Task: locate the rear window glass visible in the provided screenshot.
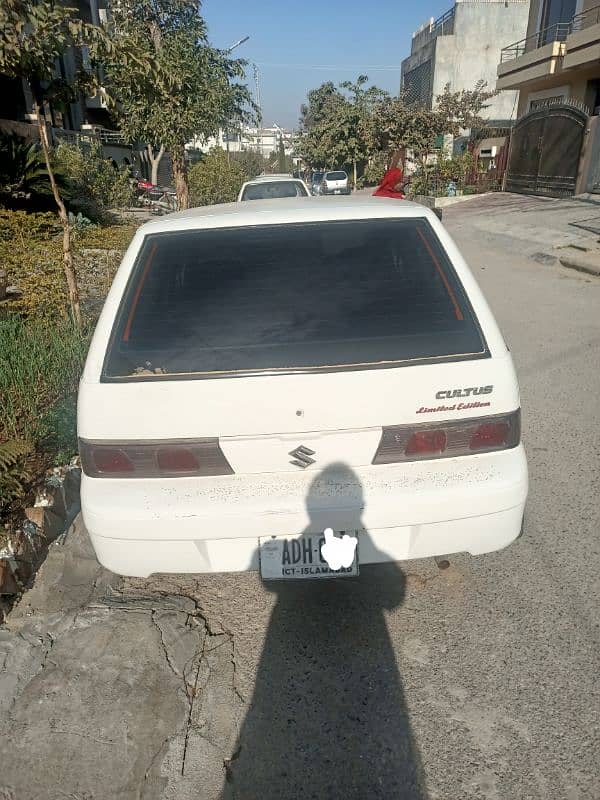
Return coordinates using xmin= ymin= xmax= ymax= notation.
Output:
xmin=326 ymin=172 xmax=347 ymax=181
xmin=103 ymin=219 xmax=487 ymax=380
xmin=241 ymin=181 xmax=307 ymax=200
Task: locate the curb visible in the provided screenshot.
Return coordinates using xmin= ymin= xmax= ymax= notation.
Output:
xmin=558 ymin=251 xmax=600 ymax=277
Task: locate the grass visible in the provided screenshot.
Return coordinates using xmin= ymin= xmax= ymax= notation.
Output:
xmin=0 ymin=314 xmax=89 ymax=441
xmin=0 ymin=314 xmax=91 ymax=512
xmin=0 ymin=209 xmax=138 ymax=517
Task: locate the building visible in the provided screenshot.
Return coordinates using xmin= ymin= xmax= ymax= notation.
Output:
xmin=0 ymin=0 xmax=141 ymax=172
xmin=495 ymin=0 xmax=600 ymax=195
xmin=401 ymin=0 xmax=531 ymax=125
xmin=496 ymin=0 xmax=600 ymax=116
xmin=188 ymin=125 xmax=295 ymax=159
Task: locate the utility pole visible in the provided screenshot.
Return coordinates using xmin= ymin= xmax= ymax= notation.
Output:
xmin=224 ymin=36 xmax=250 ymax=163
xmin=253 ymin=63 xmax=263 ymax=158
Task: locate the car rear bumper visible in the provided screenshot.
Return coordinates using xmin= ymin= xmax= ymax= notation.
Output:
xmin=82 ymin=446 xmax=528 ymax=576
xmin=321 ymin=187 xmax=351 ymax=195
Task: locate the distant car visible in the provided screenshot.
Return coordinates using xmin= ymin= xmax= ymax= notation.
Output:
xmin=237 ymin=177 xmax=310 ymax=201
xmin=320 ymin=170 xmax=350 ymax=195
xmin=310 ymin=172 xmax=325 ymax=195
xmin=79 ymin=196 xmax=527 ymax=578
xmin=252 ymin=173 xmax=293 ymax=182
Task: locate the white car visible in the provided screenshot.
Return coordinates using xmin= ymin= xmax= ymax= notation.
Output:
xmin=78 ymin=197 xmax=528 ymax=579
xmin=238 ymin=176 xmax=310 ymax=201
xmin=320 ymin=170 xmax=350 ymax=195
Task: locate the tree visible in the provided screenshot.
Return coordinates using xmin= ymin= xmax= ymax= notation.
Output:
xmin=188 ymin=147 xmax=247 ymax=206
xmin=277 ymin=137 xmax=286 ymax=173
xmin=295 ymin=76 xmax=387 ymax=187
xmin=0 ymin=0 xmax=146 ymax=325
xmin=337 ymin=76 xmax=386 ymax=189
xmin=103 ymin=0 xmax=254 ymax=210
xmin=53 ymin=141 xmax=135 ymax=222
xmin=295 ymin=82 xmax=345 ymax=169
xmin=368 ymin=82 xmax=496 ymax=192
xmin=370 ymin=82 xmax=496 ymax=156
xmin=435 ymin=80 xmax=496 ymax=137
xmin=230 ymin=149 xmax=267 ymax=180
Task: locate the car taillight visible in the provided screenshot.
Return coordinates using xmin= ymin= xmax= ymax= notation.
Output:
xmin=79 ymin=439 xmax=234 ymax=478
xmin=372 ymin=410 xmax=520 ymax=464
xmin=92 ymin=447 xmax=134 ymax=474
xmin=405 ymin=430 xmax=447 ymax=456
xmin=469 ymin=421 xmax=510 ymax=449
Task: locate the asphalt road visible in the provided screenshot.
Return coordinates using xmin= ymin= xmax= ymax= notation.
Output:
xmin=1 ymin=196 xmax=599 ymax=800
xmin=178 ymin=200 xmax=600 ymax=800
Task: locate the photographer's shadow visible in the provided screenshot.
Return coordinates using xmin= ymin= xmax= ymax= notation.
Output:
xmin=222 ymin=463 xmax=427 ymax=800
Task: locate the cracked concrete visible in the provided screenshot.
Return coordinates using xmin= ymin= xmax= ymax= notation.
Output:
xmin=0 ymin=518 xmax=243 ymax=800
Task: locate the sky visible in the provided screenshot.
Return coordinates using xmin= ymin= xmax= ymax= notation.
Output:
xmin=202 ymin=0 xmax=452 ymax=129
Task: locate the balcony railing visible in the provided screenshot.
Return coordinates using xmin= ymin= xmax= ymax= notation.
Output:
xmin=411 ymin=7 xmax=455 ymax=52
xmin=570 ymin=2 xmax=600 ymax=32
xmin=501 ymin=3 xmax=600 ymax=62
xmin=500 ymin=22 xmax=570 ymax=62
xmin=431 ymin=7 xmax=455 ymax=37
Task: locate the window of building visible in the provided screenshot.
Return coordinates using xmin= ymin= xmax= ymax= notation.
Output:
xmin=539 ymin=0 xmax=577 ymax=44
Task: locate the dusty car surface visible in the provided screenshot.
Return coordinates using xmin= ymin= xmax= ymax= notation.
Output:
xmin=79 ymin=197 xmax=528 ymax=578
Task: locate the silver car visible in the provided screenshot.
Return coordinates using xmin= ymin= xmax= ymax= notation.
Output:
xmin=238 ymin=177 xmax=310 ymax=201
xmin=320 ymin=171 xmax=350 ymax=195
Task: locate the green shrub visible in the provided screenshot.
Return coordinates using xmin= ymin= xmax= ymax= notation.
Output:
xmin=230 ymin=149 xmax=267 ymax=180
xmin=77 ymin=223 xmax=137 ymax=252
xmin=0 ymin=314 xmax=90 ymax=512
xmin=189 ymin=147 xmax=247 ymax=206
xmin=363 ymin=152 xmax=388 ymax=186
xmin=0 ymin=439 xmax=33 ymax=509
xmin=463 ymin=185 xmax=478 ymax=195
xmin=54 ymin=141 xmax=135 ymax=222
xmin=0 ymin=210 xmax=138 ymax=319
xmin=0 ymin=133 xmax=68 ymax=206
xmin=0 ymin=314 xmax=90 ymax=442
xmin=0 ymin=209 xmax=66 ymax=319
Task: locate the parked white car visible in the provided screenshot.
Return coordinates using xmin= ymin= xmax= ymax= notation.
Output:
xmin=320 ymin=170 xmax=350 ymax=195
xmin=238 ymin=176 xmax=310 ymax=201
xmin=79 ymin=197 xmax=527 ymax=578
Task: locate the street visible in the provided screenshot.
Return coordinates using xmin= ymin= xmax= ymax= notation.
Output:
xmin=1 ymin=194 xmax=599 ymax=800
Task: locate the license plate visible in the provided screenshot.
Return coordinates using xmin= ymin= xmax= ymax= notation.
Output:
xmin=334 ymin=189 xmax=341 ymax=194
xmin=259 ymin=533 xmax=359 ymax=580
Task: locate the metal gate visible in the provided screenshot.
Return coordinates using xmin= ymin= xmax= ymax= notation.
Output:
xmin=505 ymin=104 xmax=587 ymax=197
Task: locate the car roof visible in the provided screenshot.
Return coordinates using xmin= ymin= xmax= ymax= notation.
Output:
xmin=250 ymin=174 xmax=294 ymax=182
xmin=138 ymin=196 xmax=439 ymax=236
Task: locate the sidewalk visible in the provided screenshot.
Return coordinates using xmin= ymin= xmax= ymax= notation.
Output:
xmin=440 ymin=192 xmax=600 ymax=271
xmin=0 ymin=517 xmax=242 ymax=800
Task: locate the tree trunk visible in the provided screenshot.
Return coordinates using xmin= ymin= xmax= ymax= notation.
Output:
xmin=171 ymin=147 xmax=190 ymax=211
xmin=32 ymin=90 xmax=81 ymax=327
xmin=353 ymin=160 xmax=357 ymax=191
xmin=148 ymin=144 xmax=164 ymax=186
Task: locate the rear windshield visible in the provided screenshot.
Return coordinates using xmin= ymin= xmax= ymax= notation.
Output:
xmin=103 ymin=219 xmax=487 ymax=380
xmin=312 ymin=173 xmax=324 ymax=182
xmin=325 ymin=172 xmax=347 ymax=181
xmin=241 ymin=181 xmax=307 ymax=200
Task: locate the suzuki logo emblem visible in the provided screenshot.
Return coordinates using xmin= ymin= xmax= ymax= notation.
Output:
xmin=289 ymin=445 xmax=316 ymax=469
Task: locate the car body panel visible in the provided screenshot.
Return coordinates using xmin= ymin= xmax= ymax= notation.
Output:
xmin=79 ymin=197 xmax=527 ymax=576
